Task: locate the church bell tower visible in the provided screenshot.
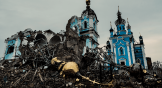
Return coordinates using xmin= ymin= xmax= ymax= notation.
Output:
xmin=80 ymin=0 xmax=100 ymax=54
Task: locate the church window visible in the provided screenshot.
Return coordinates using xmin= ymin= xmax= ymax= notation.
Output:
xmin=120 ymin=47 xmax=124 ymax=55
xmin=119 ymin=26 xmax=121 ymax=30
xmin=73 ymin=26 xmax=77 ymax=32
xmin=135 ymin=50 xmax=139 ymax=53
xmin=136 ymin=58 xmax=141 ymax=63
xmin=123 ymin=26 xmax=125 ymax=30
xmin=75 ymin=26 xmax=77 ymax=31
xmin=7 ymin=46 xmax=14 ymax=54
xmin=84 ymin=21 xmax=87 ymax=28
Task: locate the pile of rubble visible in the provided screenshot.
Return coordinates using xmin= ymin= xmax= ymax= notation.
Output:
xmin=0 ymin=17 xmax=161 ymax=88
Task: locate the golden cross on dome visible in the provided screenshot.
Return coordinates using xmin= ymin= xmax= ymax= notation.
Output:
xmin=86 ymin=0 xmax=90 ymax=6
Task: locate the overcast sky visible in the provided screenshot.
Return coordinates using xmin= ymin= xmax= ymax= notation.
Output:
xmin=0 ymin=0 xmax=161 ymax=63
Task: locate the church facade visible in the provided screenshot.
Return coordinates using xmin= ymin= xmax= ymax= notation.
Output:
xmin=2 ymin=0 xmax=99 ymax=60
xmin=1 ymin=0 xmax=150 ymax=69
xmin=106 ymin=8 xmax=148 ymax=69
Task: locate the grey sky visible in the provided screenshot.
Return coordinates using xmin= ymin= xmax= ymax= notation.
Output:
xmin=0 ymin=0 xmax=161 ymax=63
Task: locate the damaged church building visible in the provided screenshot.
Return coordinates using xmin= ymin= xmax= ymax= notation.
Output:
xmin=0 ymin=0 xmax=161 ymax=88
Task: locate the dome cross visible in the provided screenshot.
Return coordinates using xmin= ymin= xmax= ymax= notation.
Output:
xmin=86 ymin=0 xmax=90 ymax=6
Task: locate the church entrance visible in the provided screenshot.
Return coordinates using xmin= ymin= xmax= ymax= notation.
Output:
xmin=121 ymin=62 xmax=125 ymax=65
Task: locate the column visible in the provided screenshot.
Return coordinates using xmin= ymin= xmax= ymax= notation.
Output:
xmin=82 ymin=46 xmax=86 ymax=55
xmin=12 ymin=38 xmax=18 ymax=59
xmin=3 ymin=41 xmax=8 ymax=60
xmin=89 ymin=39 xmax=91 ymax=48
xmin=89 ymin=17 xmax=93 ymax=30
xmin=78 ymin=18 xmax=81 ymax=29
xmin=92 ymin=44 xmax=94 ymax=49
xmin=141 ymin=45 xmax=148 ymax=69
xmin=114 ymin=44 xmax=117 ymax=64
xmin=96 ymin=23 xmax=98 ymax=32
xmin=131 ymin=42 xmax=135 ymax=64
xmin=110 ymin=39 xmax=113 ymax=52
xmin=127 ymin=42 xmax=131 ymax=66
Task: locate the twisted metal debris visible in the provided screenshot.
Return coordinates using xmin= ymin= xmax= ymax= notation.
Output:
xmin=0 ymin=16 xmax=162 ymax=88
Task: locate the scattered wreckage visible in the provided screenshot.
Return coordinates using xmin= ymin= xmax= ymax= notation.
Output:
xmin=0 ymin=16 xmax=161 ymax=88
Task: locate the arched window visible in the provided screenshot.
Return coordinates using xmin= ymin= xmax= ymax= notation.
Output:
xmin=119 ymin=26 xmax=121 ymax=30
xmin=135 ymin=50 xmax=139 ymax=53
xmin=123 ymin=26 xmax=125 ymax=30
xmin=120 ymin=47 xmax=124 ymax=55
xmin=136 ymin=58 xmax=141 ymax=63
xmin=7 ymin=46 xmax=14 ymax=54
xmin=84 ymin=21 xmax=87 ymax=28
xmin=75 ymin=26 xmax=77 ymax=31
xmin=72 ymin=26 xmax=77 ymax=32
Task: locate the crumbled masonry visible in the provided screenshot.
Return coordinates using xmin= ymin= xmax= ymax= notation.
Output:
xmin=0 ymin=17 xmax=162 ymax=87
xmin=0 ymin=0 xmax=162 ymax=87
